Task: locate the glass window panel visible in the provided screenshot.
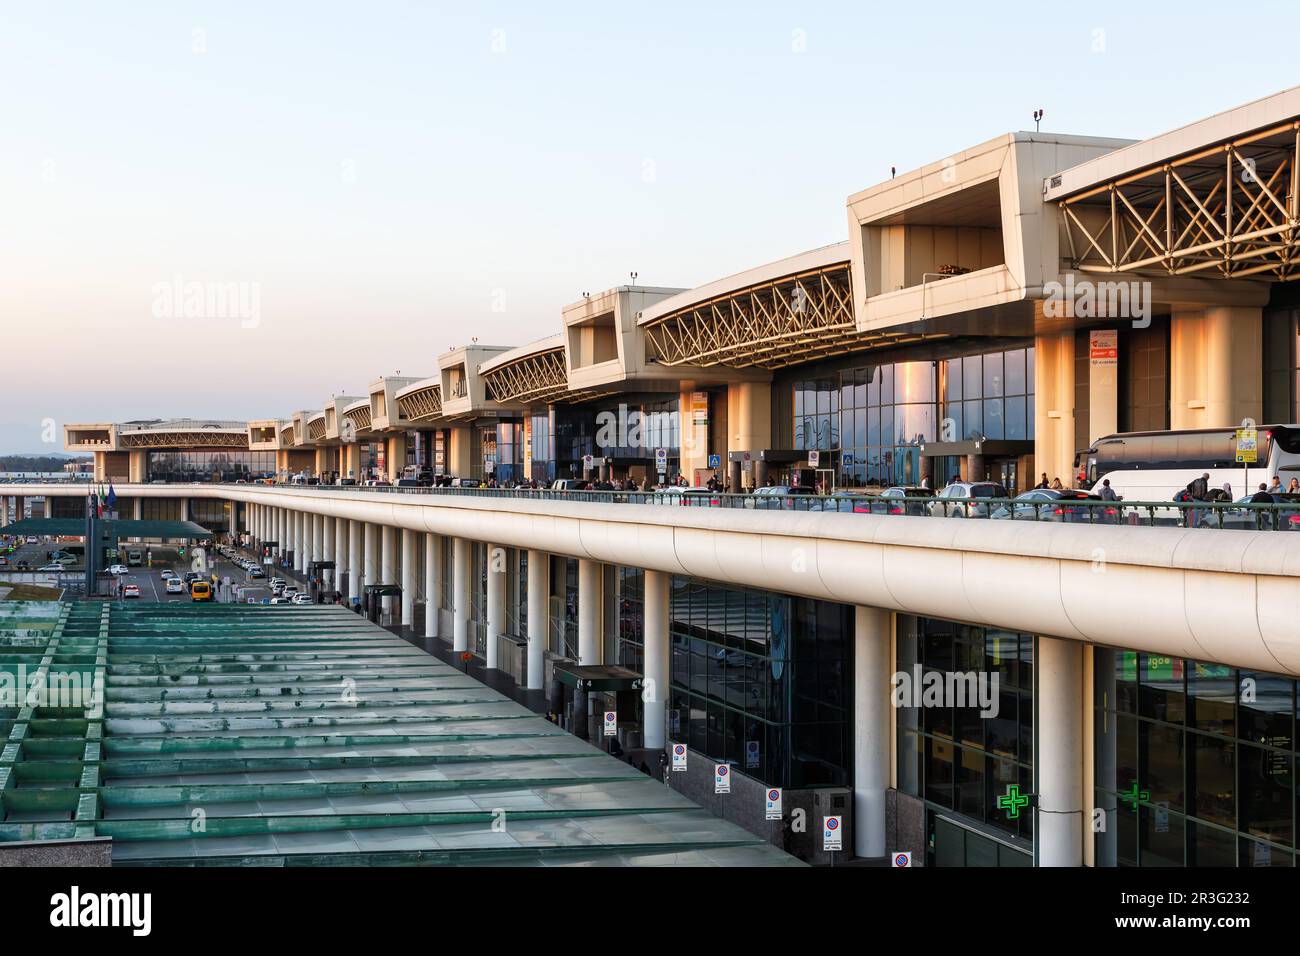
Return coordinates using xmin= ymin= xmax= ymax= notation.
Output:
xmin=1141 ymin=720 xmax=1185 ymax=813
xmin=1186 ymin=820 xmax=1236 ymax=867
xmin=984 ymin=351 xmax=1004 ymax=398
xmin=1188 ymin=662 xmax=1236 ymax=736
xmin=963 ymin=355 xmax=982 ymax=400
xmin=983 ymin=397 xmax=1004 ymax=440
xmin=1139 ymin=803 xmax=1185 ymax=866
xmin=1005 ymin=397 xmax=1027 ymax=441
xmin=1141 ymin=655 xmax=1186 ymax=723
xmin=963 ymin=401 xmax=983 ymax=440
xmin=1187 ymin=731 xmax=1235 ymax=827
xmin=1238 ymin=746 xmax=1292 ymax=847
xmin=1005 ymin=349 xmax=1027 ymax=396
xmin=1239 ymin=672 xmax=1293 ymax=748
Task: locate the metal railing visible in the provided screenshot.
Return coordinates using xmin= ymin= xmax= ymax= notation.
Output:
xmin=5 ymin=478 xmax=1299 ymax=531
xmin=217 ymin=482 xmax=1300 ymax=531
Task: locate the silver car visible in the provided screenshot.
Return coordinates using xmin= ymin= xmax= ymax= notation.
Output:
xmin=928 ymin=481 xmax=1010 ymax=518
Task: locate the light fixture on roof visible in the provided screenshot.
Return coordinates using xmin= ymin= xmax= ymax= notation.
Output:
xmin=891 ymin=166 xmax=895 ymax=178
xmin=1033 ymin=108 xmax=1044 ymax=132
xmin=630 ymin=272 xmax=638 ymax=285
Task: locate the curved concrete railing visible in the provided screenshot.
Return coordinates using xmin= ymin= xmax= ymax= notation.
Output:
xmin=11 ymin=482 xmax=1300 ymax=675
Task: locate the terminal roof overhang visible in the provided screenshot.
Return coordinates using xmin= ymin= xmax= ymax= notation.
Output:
xmin=1045 ymin=84 xmax=1300 ymax=281
xmin=0 ymin=518 xmax=213 ymax=538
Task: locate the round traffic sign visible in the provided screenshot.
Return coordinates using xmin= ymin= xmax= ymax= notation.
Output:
xmin=826 ymin=817 xmax=839 ymax=830
xmin=717 ymin=765 xmax=728 ymax=776
xmin=673 ymin=744 xmax=685 ymax=755
xmin=768 ymin=789 xmax=779 ymax=801
xmin=894 ymin=853 xmax=909 ymax=866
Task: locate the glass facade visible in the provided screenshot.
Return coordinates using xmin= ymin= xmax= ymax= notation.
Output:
xmin=1094 ymin=648 xmax=1297 ymax=867
xmin=492 ymin=421 xmax=524 ymax=483
xmin=1263 ymin=304 xmax=1299 ymax=424
xmin=896 ymin=616 xmax=1035 ymax=860
xmin=188 ymin=499 xmax=230 ymax=532
xmin=617 ymin=569 xmax=852 ymax=789
xmin=147 ymin=450 xmax=276 ymax=483
xmin=792 ymin=346 xmax=1034 ymax=488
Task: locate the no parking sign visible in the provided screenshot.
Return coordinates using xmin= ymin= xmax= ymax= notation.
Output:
xmin=671 ymin=743 xmax=687 ymax=772
xmin=603 ymin=711 xmax=617 ymax=737
xmin=714 ymin=763 xmax=730 ymax=794
xmin=892 ymin=851 xmax=912 ymax=867
xmin=765 ymin=788 xmax=782 ymax=821
xmin=823 ymin=815 xmax=843 ymax=851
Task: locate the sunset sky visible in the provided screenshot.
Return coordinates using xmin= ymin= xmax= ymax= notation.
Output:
xmin=3 ymin=0 xmax=1299 ymax=452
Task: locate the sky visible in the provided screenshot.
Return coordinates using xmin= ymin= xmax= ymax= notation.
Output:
xmin=2 ymin=0 xmax=1299 ymax=453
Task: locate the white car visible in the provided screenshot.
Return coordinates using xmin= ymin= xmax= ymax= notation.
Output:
xmin=37 ymin=563 xmax=66 ymax=572
xmin=290 ymin=593 xmax=312 ymax=605
xmin=165 ymin=578 xmax=185 ymax=594
xmin=108 ymin=564 xmax=129 ymax=575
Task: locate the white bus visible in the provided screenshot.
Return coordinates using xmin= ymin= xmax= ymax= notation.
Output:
xmin=1077 ymin=425 xmax=1300 ymax=502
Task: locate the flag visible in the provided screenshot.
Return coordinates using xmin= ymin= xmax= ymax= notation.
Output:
xmin=106 ymin=483 xmax=116 ymax=512
xmin=97 ymin=484 xmax=106 ymax=519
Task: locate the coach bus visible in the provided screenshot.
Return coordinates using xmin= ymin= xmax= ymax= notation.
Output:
xmin=1076 ymin=424 xmax=1300 ymax=502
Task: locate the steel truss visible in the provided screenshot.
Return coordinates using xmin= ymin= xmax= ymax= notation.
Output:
xmin=1058 ymin=120 xmax=1300 ymax=279
xmin=641 ymin=262 xmax=868 ymax=369
xmin=117 ymin=431 xmax=249 ymax=449
xmin=395 ymin=384 xmax=441 ymax=423
xmin=481 ymin=347 xmax=568 ymax=404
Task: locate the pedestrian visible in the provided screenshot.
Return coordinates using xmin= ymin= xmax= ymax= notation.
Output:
xmin=1268 ymin=475 xmax=1283 ymax=493
xmin=920 ymin=475 xmax=930 ymax=490
xmin=1050 ymin=476 xmax=1063 ymax=490
xmin=1036 ymin=472 xmax=1050 ymax=489
xmin=1186 ymin=471 xmax=1210 ymax=527
xmin=1251 ymin=482 xmax=1275 ymax=529
xmin=1289 ymin=478 xmax=1300 ymax=494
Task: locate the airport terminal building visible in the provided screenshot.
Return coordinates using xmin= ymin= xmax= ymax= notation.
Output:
xmin=10 ymin=87 xmax=1300 ymax=867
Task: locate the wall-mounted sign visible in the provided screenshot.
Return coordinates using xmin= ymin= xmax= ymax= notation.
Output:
xmin=1089 ymin=329 xmax=1118 ymax=367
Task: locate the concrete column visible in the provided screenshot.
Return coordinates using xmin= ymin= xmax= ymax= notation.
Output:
xmin=311 ymin=513 xmax=323 ymax=567
xmin=179 ymin=498 xmax=189 ymax=522
xmin=1037 ymin=635 xmax=1085 ymax=867
xmin=386 ymin=433 xmax=408 ymax=482
xmin=486 ymin=543 xmax=504 ymax=670
xmin=42 ymin=497 xmax=52 ymax=518
xmin=853 ymin=606 xmax=891 ymax=859
xmin=381 ymin=525 xmax=397 ymax=619
xmin=425 ymin=533 xmax=442 ymax=639
xmin=348 ymin=519 xmax=362 ymax=604
xmin=452 ymin=537 xmax=470 ymax=652
xmin=448 ymin=426 xmax=475 ymax=478
xmin=526 ymin=549 xmax=547 ymax=689
xmin=400 ymin=528 xmax=416 ymax=627
xmin=276 ymin=508 xmax=285 ymax=558
xmin=132 ymin=498 xmax=142 ymax=520
xmin=643 ymin=569 xmax=670 ymax=749
xmin=362 ymin=522 xmax=378 ymax=612
xmin=1034 ymin=330 xmax=1075 ymax=489
xmin=334 ymin=515 xmax=347 ymax=595
xmin=577 ymin=559 xmax=601 ymax=665
xmin=320 ymin=515 xmax=334 ymax=589
xmin=1170 ymin=306 xmax=1263 ymax=429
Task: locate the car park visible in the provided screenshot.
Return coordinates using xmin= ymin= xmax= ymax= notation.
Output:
xmin=928 ymin=482 xmax=1010 ymax=518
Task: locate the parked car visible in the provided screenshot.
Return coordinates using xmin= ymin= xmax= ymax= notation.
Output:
xmin=37 ymin=563 xmax=66 ymax=572
xmin=928 ymin=482 xmax=1010 ymax=518
xmin=1220 ymin=492 xmax=1300 ymax=531
xmin=748 ymin=485 xmax=817 ymax=510
xmin=550 ymin=479 xmax=590 ymax=491
xmin=990 ymin=489 xmax=1114 ymax=523
xmin=652 ymin=487 xmax=720 ymax=506
xmin=248 ymin=567 xmax=266 ymax=579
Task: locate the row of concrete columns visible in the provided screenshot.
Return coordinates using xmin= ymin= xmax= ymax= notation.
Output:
xmin=238 ymin=503 xmax=1084 ymax=868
